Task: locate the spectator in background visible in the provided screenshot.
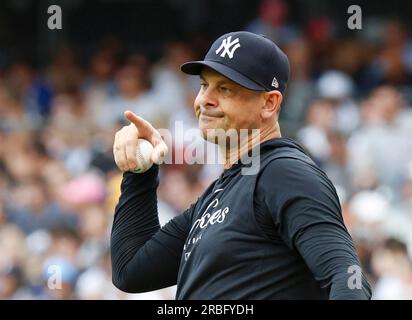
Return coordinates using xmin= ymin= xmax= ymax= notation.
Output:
xmin=372 ymin=238 xmax=412 ymax=300
xmin=5 ymin=63 xmax=53 ymax=125
xmin=96 ymin=56 xmax=161 ymax=129
xmin=316 ymin=70 xmax=360 ymax=135
xmin=297 ymin=99 xmax=336 ymax=165
xmin=45 ymin=47 xmax=84 ymax=95
xmin=6 ymin=177 xmax=78 ymax=235
xmin=40 ymin=256 xmax=79 ymax=300
xmin=347 ymin=86 xmax=412 ymax=194
xmin=151 ymin=39 xmax=199 ymax=133
xmin=280 ymin=37 xmax=316 ymax=136
xmin=399 ymin=171 xmax=412 ymax=215
xmin=157 ymin=165 xmax=206 ymax=214
xmin=0 ymin=83 xmax=34 ymax=132
xmin=0 ymin=265 xmax=26 ymax=299
xmin=323 ymin=131 xmax=351 ymax=200
xmin=82 ymin=49 xmax=118 ymax=120
xmin=245 ymin=0 xmax=298 ymax=46
xmin=361 ymin=21 xmax=412 ymax=91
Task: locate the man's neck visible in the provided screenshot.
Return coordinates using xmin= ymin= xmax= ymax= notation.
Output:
xmin=221 ymin=123 xmax=282 ymax=170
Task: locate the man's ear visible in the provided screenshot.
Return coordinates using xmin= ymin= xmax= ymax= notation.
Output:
xmin=261 ymin=90 xmax=283 ymax=120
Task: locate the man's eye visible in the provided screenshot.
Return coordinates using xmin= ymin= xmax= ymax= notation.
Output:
xmin=200 ymin=83 xmax=208 ymax=89
xmin=220 ymin=86 xmax=231 ymax=93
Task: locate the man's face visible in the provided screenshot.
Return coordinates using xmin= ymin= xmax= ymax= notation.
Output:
xmin=194 ymin=67 xmax=264 ymax=143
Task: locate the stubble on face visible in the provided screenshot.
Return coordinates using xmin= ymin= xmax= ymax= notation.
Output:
xmin=194 ymin=69 xmax=264 ymax=148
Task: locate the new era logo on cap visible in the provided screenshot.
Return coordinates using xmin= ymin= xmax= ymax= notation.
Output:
xmin=215 ymin=36 xmax=241 ymax=59
xmin=271 ymin=77 xmax=279 ymax=88
xmin=181 ymin=31 xmax=290 ymax=94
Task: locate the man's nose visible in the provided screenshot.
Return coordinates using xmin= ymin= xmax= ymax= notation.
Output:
xmin=199 ymin=87 xmax=218 ymax=108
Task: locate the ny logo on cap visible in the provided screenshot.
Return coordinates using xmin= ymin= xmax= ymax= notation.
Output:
xmin=215 ymin=36 xmax=241 ymax=59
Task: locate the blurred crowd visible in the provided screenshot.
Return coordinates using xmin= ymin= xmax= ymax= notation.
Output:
xmin=1 ymin=0 xmax=412 ymax=300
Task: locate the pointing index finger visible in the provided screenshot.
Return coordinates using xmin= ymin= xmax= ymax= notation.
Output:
xmin=124 ymin=110 xmax=155 ymax=139
xmin=124 ymin=110 xmax=168 ymax=163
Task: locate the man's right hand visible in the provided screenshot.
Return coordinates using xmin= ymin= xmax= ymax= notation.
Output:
xmin=113 ymin=110 xmax=168 ymax=172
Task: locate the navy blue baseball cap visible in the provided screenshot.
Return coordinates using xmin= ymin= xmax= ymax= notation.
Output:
xmin=181 ymin=31 xmax=290 ymax=94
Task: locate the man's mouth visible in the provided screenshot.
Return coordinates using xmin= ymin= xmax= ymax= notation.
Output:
xmin=199 ymin=113 xmax=223 ymax=119
xmin=198 ymin=106 xmax=224 ymax=119
xmin=199 ymin=113 xmax=225 ymax=124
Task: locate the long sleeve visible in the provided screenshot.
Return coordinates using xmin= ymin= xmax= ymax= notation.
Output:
xmin=257 ymin=158 xmax=372 ymax=300
xmin=280 ymin=198 xmax=371 ymax=299
xmin=110 ymin=165 xmax=194 ymax=293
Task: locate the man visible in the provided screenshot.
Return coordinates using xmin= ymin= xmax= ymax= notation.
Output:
xmin=111 ymin=31 xmax=371 ymax=299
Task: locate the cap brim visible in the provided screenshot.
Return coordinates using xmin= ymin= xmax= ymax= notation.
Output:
xmin=181 ymin=60 xmax=265 ymax=91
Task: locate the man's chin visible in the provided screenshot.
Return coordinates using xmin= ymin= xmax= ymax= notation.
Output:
xmin=200 ymin=128 xmax=220 ymax=144
xmin=200 ymin=127 xmax=239 ymax=146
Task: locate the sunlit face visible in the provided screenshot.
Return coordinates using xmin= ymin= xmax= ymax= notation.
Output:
xmin=194 ymin=67 xmax=265 ymax=144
